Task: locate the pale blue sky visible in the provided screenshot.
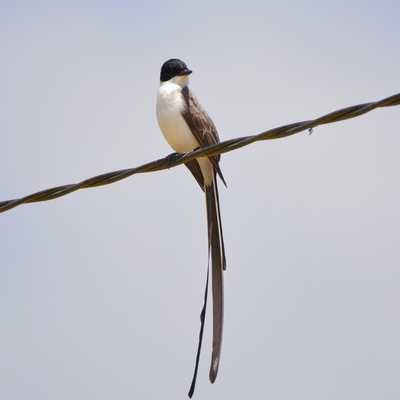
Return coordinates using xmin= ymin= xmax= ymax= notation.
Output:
xmin=1 ymin=1 xmax=400 ymax=399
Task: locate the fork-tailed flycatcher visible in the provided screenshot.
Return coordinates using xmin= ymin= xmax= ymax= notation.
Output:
xmin=156 ymin=59 xmax=226 ymax=397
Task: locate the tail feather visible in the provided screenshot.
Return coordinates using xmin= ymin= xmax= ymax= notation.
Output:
xmin=206 ymin=174 xmax=225 ymax=383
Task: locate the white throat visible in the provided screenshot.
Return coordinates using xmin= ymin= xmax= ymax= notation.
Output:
xmin=160 ymin=74 xmax=190 ymax=88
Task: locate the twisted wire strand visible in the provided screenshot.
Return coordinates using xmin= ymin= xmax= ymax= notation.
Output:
xmin=1 ymin=92 xmax=399 ymax=214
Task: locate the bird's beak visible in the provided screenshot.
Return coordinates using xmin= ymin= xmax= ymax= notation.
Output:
xmin=178 ymin=69 xmax=193 ymax=76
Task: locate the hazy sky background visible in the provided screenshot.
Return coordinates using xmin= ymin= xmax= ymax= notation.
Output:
xmin=1 ymin=1 xmax=400 ymax=399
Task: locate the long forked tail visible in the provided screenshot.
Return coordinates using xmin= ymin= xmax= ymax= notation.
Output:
xmin=188 ymin=173 xmax=226 ymax=398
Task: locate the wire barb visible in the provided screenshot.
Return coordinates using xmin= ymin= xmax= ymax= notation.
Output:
xmin=1 ymin=92 xmax=399 ymax=214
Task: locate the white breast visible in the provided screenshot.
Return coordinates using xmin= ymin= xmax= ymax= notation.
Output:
xmin=156 ymin=82 xmax=200 ymax=153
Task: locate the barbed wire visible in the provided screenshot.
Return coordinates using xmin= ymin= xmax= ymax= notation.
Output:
xmin=1 ymin=92 xmax=399 ymax=214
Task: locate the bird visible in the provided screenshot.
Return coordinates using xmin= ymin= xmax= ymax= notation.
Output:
xmin=156 ymin=59 xmax=226 ymax=397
